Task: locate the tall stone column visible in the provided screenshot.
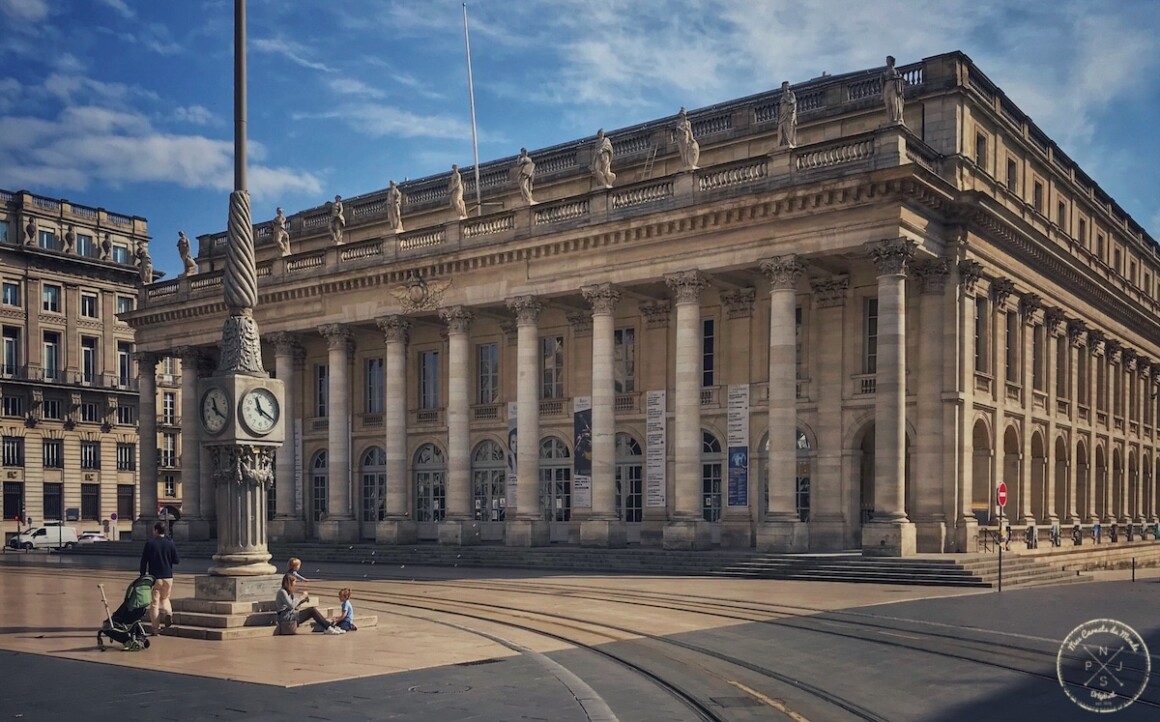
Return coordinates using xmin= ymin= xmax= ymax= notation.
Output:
xmin=1018 ymin=293 xmax=1041 ymax=524
xmin=317 ymin=324 xmax=357 ymax=541
xmin=172 ymin=347 xmax=210 ymax=541
xmin=911 ymin=258 xmax=951 ymax=551
xmin=375 ymin=315 xmax=415 ymax=543
xmin=862 ymin=238 xmax=916 ymax=557
xmin=1065 ymin=321 xmax=1083 ymax=522
xmin=756 ymin=256 xmax=806 ymax=552
xmin=663 ymin=270 xmax=711 ymax=550
xmin=438 ymin=306 xmax=480 ymax=545
xmin=132 ymin=352 xmax=159 ymax=540
xmin=265 ymin=333 xmax=305 ymax=541
xmin=580 ymin=283 xmax=626 ymax=547
xmin=1043 ymin=308 xmax=1065 ymax=522
xmin=956 ymin=259 xmax=983 ymax=551
xmin=1087 ymin=332 xmax=1104 ymax=522
xmin=506 ymin=296 xmax=549 ymax=546
xmin=1106 ymin=343 xmax=1121 ymax=522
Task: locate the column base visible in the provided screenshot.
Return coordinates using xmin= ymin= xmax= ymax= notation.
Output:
xmin=719 ymin=518 xmax=754 ymax=548
xmin=208 ymin=549 xmax=277 ymax=577
xmin=662 ymin=520 xmax=712 ymax=550
xmin=267 ymin=518 xmax=307 ymax=543
xmin=376 ymin=519 xmax=417 ymax=545
xmin=953 ymin=517 xmax=979 ymax=554
xmin=579 ymin=519 xmax=627 ymax=548
xmin=805 ymin=517 xmax=847 ymax=551
xmin=755 ymin=520 xmax=808 ymax=553
xmin=171 ymin=518 xmax=212 ymax=542
xmin=194 ymin=573 xmax=283 ymax=602
xmin=505 ymin=519 xmax=550 ymax=547
xmin=861 ymin=520 xmax=916 ymax=557
xmin=914 ymin=520 xmax=947 ymax=553
xmin=131 ymin=518 xmax=154 ymax=541
xmin=316 ymin=518 xmax=359 ymax=543
xmin=439 ymin=519 xmax=482 ymax=546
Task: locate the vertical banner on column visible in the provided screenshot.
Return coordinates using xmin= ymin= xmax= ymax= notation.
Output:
xmin=293 ymin=419 xmax=303 ymax=515
xmin=572 ymin=396 xmax=593 ymax=508
xmin=727 ymin=384 xmax=750 ymax=507
xmin=506 ymin=402 xmax=518 ymax=512
xmin=646 ymin=390 xmax=667 ymax=508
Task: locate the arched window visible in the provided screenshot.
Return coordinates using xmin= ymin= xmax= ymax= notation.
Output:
xmin=361 ymin=446 xmax=386 ymax=523
xmin=310 ymin=451 xmax=328 ymax=522
xmin=702 ymin=431 xmax=723 ymax=522
xmin=539 ymin=437 xmax=571 ymax=522
xmin=472 ymin=440 xmax=506 ymax=521
xmin=615 ymin=433 xmax=643 ymax=522
xmin=414 ymin=444 xmax=447 ymax=522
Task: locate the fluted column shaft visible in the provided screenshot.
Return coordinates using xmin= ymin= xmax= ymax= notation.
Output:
xmin=584 ymin=285 xmax=619 ymax=519
xmin=319 ymin=325 xmax=353 ymax=519
xmin=137 ymin=353 xmax=159 ymax=525
xmin=760 ymin=257 xmax=803 ymax=521
xmin=271 ymin=335 xmax=299 ymax=518
xmin=379 ymin=317 xmax=409 ymax=519
xmin=510 ymin=296 xmax=543 ymax=519
xmin=179 ymin=350 xmax=203 ymax=518
xmin=441 ymin=307 xmax=473 ymax=520
xmin=666 ymin=272 xmax=706 ymax=519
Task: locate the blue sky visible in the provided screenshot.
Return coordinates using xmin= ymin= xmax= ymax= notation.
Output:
xmin=1 ymin=0 xmax=1159 ymax=278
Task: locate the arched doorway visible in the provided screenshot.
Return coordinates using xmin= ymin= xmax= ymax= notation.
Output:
xmin=857 ymin=424 xmax=912 ymax=528
xmin=413 ymin=443 xmax=446 ymax=539
xmin=1128 ymin=450 xmax=1139 ymax=521
xmin=359 ymin=446 xmax=386 ymax=539
xmin=1094 ymin=446 xmax=1107 ymax=520
xmin=614 ymin=433 xmax=643 ymax=543
xmin=310 ymin=450 xmax=328 ymax=538
xmin=1053 ymin=436 xmax=1069 ymax=523
xmin=539 ymin=436 xmax=571 ymax=543
xmin=1076 ymin=441 xmax=1090 ymax=522
xmin=472 ymin=439 xmax=506 ymax=542
xmin=1112 ymin=448 xmax=1123 ymax=520
xmin=1030 ymin=431 xmax=1047 ymax=522
xmin=1001 ymin=426 xmax=1021 ymax=524
xmin=971 ymin=419 xmax=992 ymax=525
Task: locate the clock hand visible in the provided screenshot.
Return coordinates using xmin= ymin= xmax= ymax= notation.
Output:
xmin=211 ymin=399 xmax=225 ymax=417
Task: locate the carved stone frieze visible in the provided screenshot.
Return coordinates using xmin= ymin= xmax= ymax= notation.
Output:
xmin=390 ymin=272 xmax=451 ymax=313
xmin=376 ymin=315 xmax=411 ymax=345
xmin=990 ymin=278 xmax=1016 ymax=308
xmin=720 ymin=288 xmax=756 ymax=319
xmin=581 ymin=283 xmax=621 ymax=316
xmin=507 ymin=295 xmax=544 ymax=325
xmin=758 ymin=256 xmax=804 ymax=291
xmin=438 ymin=306 xmax=474 ymax=335
xmin=210 ymin=445 xmax=276 ymax=489
xmin=810 ymin=275 xmax=849 ymax=309
xmin=912 ymin=258 xmax=951 ymax=295
xmin=866 ymin=238 xmax=916 ymax=276
xmin=639 ymin=300 xmax=671 ymax=329
xmin=665 ymin=270 xmax=708 ymax=303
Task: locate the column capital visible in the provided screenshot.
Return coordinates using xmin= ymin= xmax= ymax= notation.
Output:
xmin=639 ymin=300 xmax=671 ymax=329
xmin=810 ymin=275 xmax=849 ymax=309
xmin=133 ymin=351 xmax=161 ymax=368
xmin=171 ymin=345 xmax=203 ymax=361
xmin=1123 ymin=348 xmax=1137 ymax=372
xmin=1068 ymin=319 xmax=1087 ymax=348
xmin=581 ymin=283 xmax=621 ymax=315
xmin=376 ymin=314 xmax=411 ymax=344
xmin=507 ymin=295 xmax=544 ymax=325
xmin=263 ymin=331 xmax=302 ymax=356
xmin=1018 ymin=292 xmax=1043 ymax=325
xmin=1139 ymin=358 xmax=1152 ymax=378
xmin=438 ymin=306 xmax=474 ymax=334
xmin=318 ymin=323 xmax=352 ymax=351
xmin=1043 ymin=307 xmax=1067 ymax=336
xmin=1087 ymin=329 xmax=1105 ymax=357
xmin=991 ymin=277 xmax=1016 ymax=308
xmin=566 ymin=311 xmax=593 ymax=336
xmin=956 ymin=259 xmax=984 ymax=293
xmin=664 ymin=270 xmax=708 ymax=304
xmin=758 ymin=255 xmax=804 ymax=291
xmin=865 ymin=238 xmax=916 ymax=276
xmin=911 ymin=257 xmax=951 ymax=295
xmin=1106 ymin=340 xmax=1121 ymax=365
xmin=719 ymin=287 xmax=756 ymax=319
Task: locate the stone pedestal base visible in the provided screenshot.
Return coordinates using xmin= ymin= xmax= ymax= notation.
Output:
xmin=579 ymin=519 xmax=627 ymax=548
xmin=131 ymin=519 xmax=153 ymax=541
xmin=505 ymin=519 xmax=550 ymax=547
xmin=756 ymin=520 xmax=809 ymax=552
xmin=438 ymin=519 xmax=481 ymax=546
xmin=805 ymin=518 xmax=847 ymax=551
xmin=171 ymin=518 xmax=211 ymax=542
xmin=208 ymin=549 xmax=276 ymax=577
xmin=861 ymin=520 xmax=916 ymax=557
xmin=194 ymin=573 xmax=283 ymax=602
xmin=914 ymin=519 xmax=947 ymax=553
xmin=316 ymin=518 xmax=358 ymax=543
xmin=376 ymin=519 xmax=417 ymax=544
xmin=267 ymin=518 xmax=307 ymax=543
xmin=662 ymin=520 xmax=712 ymax=550
xmin=953 ymin=518 xmax=978 ymax=555
xmin=719 ymin=519 xmax=754 ymax=548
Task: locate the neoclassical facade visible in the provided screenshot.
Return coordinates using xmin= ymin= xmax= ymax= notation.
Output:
xmin=127 ymin=52 xmax=1160 ymax=555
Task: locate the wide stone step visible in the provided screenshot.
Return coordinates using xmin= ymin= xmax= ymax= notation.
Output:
xmin=163 ymin=615 xmax=378 ymax=641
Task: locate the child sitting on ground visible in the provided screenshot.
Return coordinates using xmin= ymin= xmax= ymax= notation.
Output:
xmin=333 ymin=588 xmax=357 ymax=632
xmin=287 ymin=557 xmax=312 ymax=584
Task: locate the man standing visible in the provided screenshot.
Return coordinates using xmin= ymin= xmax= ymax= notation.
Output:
xmin=140 ymin=521 xmax=180 ymax=635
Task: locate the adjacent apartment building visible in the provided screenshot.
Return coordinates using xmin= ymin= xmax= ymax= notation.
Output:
xmin=124 ymin=52 xmax=1160 ymax=555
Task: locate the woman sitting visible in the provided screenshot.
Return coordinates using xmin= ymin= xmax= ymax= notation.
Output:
xmin=275 ymin=574 xmax=345 ymax=635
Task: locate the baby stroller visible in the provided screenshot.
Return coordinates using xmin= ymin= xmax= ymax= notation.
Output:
xmin=97 ymin=574 xmax=155 ymax=652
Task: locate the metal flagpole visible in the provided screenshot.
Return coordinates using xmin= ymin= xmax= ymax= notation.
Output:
xmin=463 ymin=2 xmax=483 ymax=217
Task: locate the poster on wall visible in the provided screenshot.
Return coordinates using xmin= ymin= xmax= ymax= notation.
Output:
xmin=572 ymin=396 xmax=593 ymax=508
xmin=727 ymin=384 xmax=750 ymax=507
xmin=506 ymin=402 xmax=518 ymax=511
xmin=645 ymin=390 xmax=667 ymax=508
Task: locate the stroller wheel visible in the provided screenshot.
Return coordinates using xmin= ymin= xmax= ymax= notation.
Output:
xmin=143 ymin=638 xmax=151 ymax=649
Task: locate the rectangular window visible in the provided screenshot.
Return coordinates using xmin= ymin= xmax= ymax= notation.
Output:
xmin=80 ymin=441 xmax=101 ymax=470
xmin=975 ymin=132 xmax=987 ymax=169
xmin=80 ymin=402 xmax=100 ymax=422
xmin=116 ymin=442 xmax=136 ymax=471
xmin=43 ymin=332 xmax=60 ymax=381
xmin=162 ymin=392 xmax=176 ymax=424
xmin=1097 ymin=234 xmax=1105 ymax=259
xmin=1078 ymin=218 xmax=1087 ymax=246
xmin=1057 ymin=201 xmax=1067 ymax=228
xmin=1096 ymin=358 xmax=1107 ymax=411
xmin=117 ymin=485 xmax=134 ymax=522
xmin=38 ymin=229 xmax=56 ymax=251
xmin=81 ymin=483 xmax=100 ymax=520
xmin=116 ymin=295 xmax=134 ymax=315
xmin=2 ymin=481 xmax=23 ymax=520
xmin=164 ymin=476 xmax=177 ymax=498
xmin=3 ymin=436 xmax=25 ymax=467
xmin=476 ymin=343 xmax=499 ymax=404
xmin=1032 ymin=324 xmax=1045 ymax=391
xmin=2 ymin=395 xmax=23 ymax=417
xmin=42 ymin=439 xmax=63 ymax=469
xmin=163 ymin=356 xmax=176 ymax=375
xmin=1114 ymin=249 xmax=1122 ymax=274
xmin=117 ymin=342 xmax=133 ymax=387
xmin=43 ymin=398 xmax=62 ymax=420
xmin=1055 ymin=336 xmax=1068 ymax=399
xmin=161 ymin=433 xmax=177 ymax=467
xmin=365 ymin=358 xmax=384 ymax=414
xmin=0 ymin=222 xmax=8 ymax=244
xmin=315 ymin=364 xmax=328 ymax=417
xmin=1005 ymin=311 xmax=1019 ymax=383
xmin=1077 ymin=352 xmax=1088 ymax=406
xmin=76 ymin=233 xmax=94 ymax=258
xmin=613 ymin=329 xmax=636 ymax=394
xmin=43 ymin=483 xmax=62 ymax=522
xmin=1006 ymin=158 xmax=1018 ymax=192
xmin=42 ymin=284 xmax=61 ymax=313
xmin=702 ymin=319 xmax=716 ymax=387
xmin=1130 ymin=261 xmax=1137 ymax=287
xmin=116 ymin=404 xmax=135 ymax=425
xmin=1 ymin=327 xmax=18 ymax=377
xmin=1033 ymin=181 xmax=1044 ymax=213
xmin=541 ymin=337 xmax=564 ymax=399
xmin=80 ymin=292 xmax=99 ymax=318
xmin=81 ymin=337 xmax=97 ymax=384
xmin=419 ymin=350 xmax=441 ymax=409
xmin=863 ymin=298 xmax=879 ymax=374
xmin=974 ymin=297 xmax=989 ymax=374
xmin=1114 ymin=364 xmax=1124 ymax=417
xmin=1 ymin=282 xmax=19 ymax=307
xmin=112 ymin=245 xmax=131 ymax=264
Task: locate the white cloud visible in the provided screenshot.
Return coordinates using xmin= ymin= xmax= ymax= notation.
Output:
xmin=42 ymin=73 xmax=160 ymax=108
xmin=0 ymin=77 xmax=21 ymax=113
xmin=0 ymin=0 xmax=48 ymax=22
xmin=173 ymin=105 xmax=217 ymax=126
xmin=328 ymin=77 xmax=385 ymax=99
xmin=98 ymin=0 xmax=134 ymax=19
xmin=293 ymin=104 xmax=475 ymax=141
xmin=253 ymin=37 xmax=336 ymax=73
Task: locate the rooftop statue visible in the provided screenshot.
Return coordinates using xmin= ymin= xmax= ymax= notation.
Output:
xmin=591 ymin=129 xmax=616 ymax=189
xmin=883 ymin=55 xmax=905 ymax=125
xmin=387 ymin=181 xmax=405 ymax=232
xmin=135 ymin=240 xmax=153 ymax=284
xmin=178 ymin=231 xmax=198 ymax=275
xmin=449 ymin=165 xmax=468 ymax=219
xmin=273 ymin=207 xmax=291 ymax=256
xmin=675 ymin=107 xmax=699 ymax=170
xmin=329 ymin=195 xmax=345 ymax=245
xmin=777 ymin=81 xmax=797 ymax=149
xmin=516 ymin=148 xmax=536 ymax=205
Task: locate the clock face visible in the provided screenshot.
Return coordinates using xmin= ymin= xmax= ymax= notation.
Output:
xmin=239 ymin=387 xmax=280 ymax=436
xmin=200 ymin=387 xmax=230 ymax=435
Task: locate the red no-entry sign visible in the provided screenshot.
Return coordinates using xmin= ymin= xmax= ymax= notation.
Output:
xmin=996 ymin=482 xmax=1008 ymax=508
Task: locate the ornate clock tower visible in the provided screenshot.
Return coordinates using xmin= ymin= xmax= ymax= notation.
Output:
xmin=196 ymin=0 xmax=284 ymax=579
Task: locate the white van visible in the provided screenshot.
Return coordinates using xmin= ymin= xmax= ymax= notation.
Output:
xmin=7 ymin=523 xmax=79 ymax=550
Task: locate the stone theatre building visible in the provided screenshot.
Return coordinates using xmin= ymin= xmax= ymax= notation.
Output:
xmin=127 ymin=52 xmax=1160 ymax=556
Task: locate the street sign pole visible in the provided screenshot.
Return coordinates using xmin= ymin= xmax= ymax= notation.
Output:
xmin=996 ymin=482 xmax=1008 ymax=593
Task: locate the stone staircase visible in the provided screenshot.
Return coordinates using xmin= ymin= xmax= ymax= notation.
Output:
xmin=1006 ymin=539 xmax=1160 ymax=572
xmin=163 ymin=596 xmax=378 ymax=641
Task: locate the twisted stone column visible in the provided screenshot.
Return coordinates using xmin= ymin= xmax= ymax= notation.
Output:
xmin=580 ymin=283 xmax=626 ymax=547
xmin=506 ymin=296 xmax=549 ymax=546
xmin=439 ymin=306 xmax=479 ymax=545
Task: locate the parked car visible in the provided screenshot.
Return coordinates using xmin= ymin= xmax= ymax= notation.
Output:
xmin=7 ymin=523 xmax=79 ymax=550
xmin=77 ymin=532 xmax=108 ymax=544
